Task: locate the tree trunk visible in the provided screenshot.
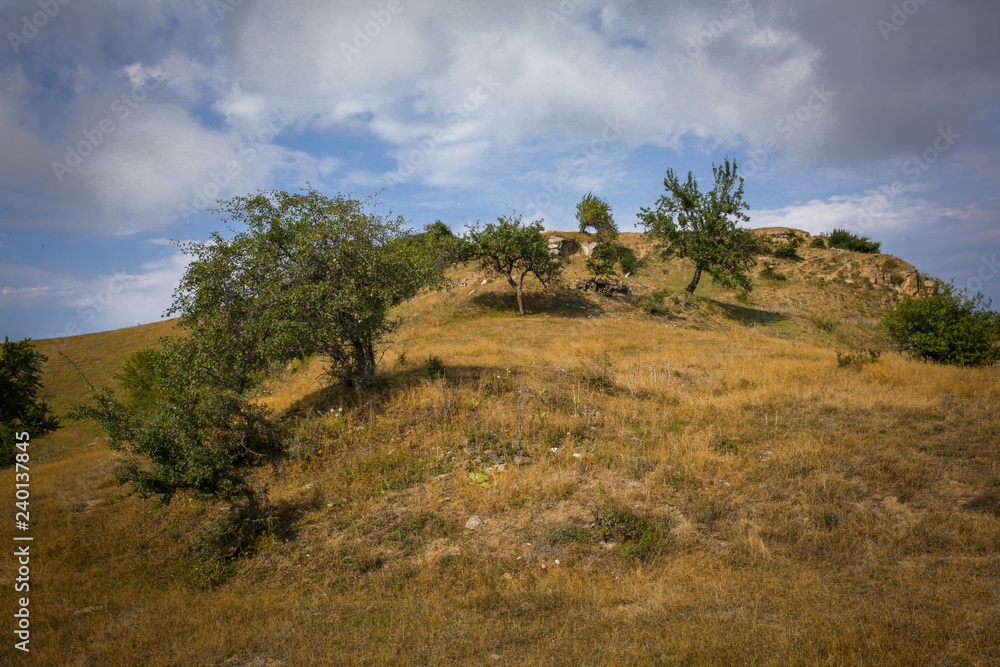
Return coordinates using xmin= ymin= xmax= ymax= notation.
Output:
xmin=516 ymin=285 xmax=525 ymax=315
xmin=686 ymin=263 xmax=703 ymax=294
xmin=350 ymin=339 xmax=377 ymax=386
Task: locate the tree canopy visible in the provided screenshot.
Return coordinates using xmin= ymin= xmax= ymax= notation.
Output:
xmin=576 ymin=192 xmax=618 ymax=241
xmin=466 ymin=215 xmax=564 ymax=315
xmin=1 ymin=337 xmax=60 ymax=467
xmin=638 ymin=158 xmax=756 ymax=294
xmin=167 ymin=187 xmax=443 ymax=387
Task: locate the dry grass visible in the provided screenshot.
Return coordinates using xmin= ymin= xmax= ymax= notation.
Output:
xmin=3 ymin=245 xmax=999 ymax=665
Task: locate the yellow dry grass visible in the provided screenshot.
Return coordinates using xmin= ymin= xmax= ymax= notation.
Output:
xmin=3 ymin=245 xmax=999 ymax=665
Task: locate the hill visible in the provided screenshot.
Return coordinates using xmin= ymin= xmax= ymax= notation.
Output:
xmin=3 ymin=234 xmax=999 ymax=665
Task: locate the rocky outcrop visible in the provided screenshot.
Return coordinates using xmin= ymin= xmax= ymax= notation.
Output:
xmin=575 ymin=277 xmax=630 ymax=295
xmin=547 ymin=236 xmax=579 ymax=257
xmin=580 ymin=241 xmax=599 ymax=258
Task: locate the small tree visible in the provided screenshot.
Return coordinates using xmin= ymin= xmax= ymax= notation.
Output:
xmin=638 ymin=158 xmax=756 ymax=294
xmin=168 ymin=187 xmax=442 ymax=387
xmin=466 ymin=214 xmax=564 ymax=315
xmin=1 ymin=337 xmax=60 ymax=467
xmin=884 ymin=281 xmax=1000 ymax=365
xmin=576 ymin=192 xmax=618 ymax=241
xmin=827 ymin=229 xmax=881 ymax=254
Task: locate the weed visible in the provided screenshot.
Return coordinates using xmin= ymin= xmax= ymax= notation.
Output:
xmin=545 ymin=522 xmax=594 ymax=545
xmin=597 ymin=502 xmax=670 ymax=560
xmin=760 ymin=266 xmax=787 ymax=281
xmin=712 ymin=435 xmax=740 ymax=455
xmin=425 ymin=356 xmax=445 ymax=377
xmin=836 ymin=348 xmax=881 ymax=369
xmin=577 ymin=353 xmax=616 ymax=392
xmin=810 ymin=315 xmax=837 ymax=332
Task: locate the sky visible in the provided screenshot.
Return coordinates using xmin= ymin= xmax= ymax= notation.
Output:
xmin=1 ymin=0 xmax=998 ymax=341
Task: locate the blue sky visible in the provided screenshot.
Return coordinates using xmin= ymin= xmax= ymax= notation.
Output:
xmin=1 ymin=0 xmax=998 ymax=341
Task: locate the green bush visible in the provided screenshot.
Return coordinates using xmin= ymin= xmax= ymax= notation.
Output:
xmin=760 ymin=266 xmax=787 ymax=281
xmin=884 ymin=282 xmax=1000 ymax=366
xmin=773 ymin=237 xmax=800 ymax=259
xmin=827 ymin=229 xmax=881 ymax=253
xmin=424 ymin=356 xmax=445 ymax=378
xmin=810 ymin=237 xmax=827 ymax=249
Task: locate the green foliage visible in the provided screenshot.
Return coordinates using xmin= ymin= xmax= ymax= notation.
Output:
xmin=773 ymin=237 xmax=801 ymax=259
xmin=810 ymin=237 xmax=827 ymax=249
xmin=817 ymin=278 xmax=827 ymax=287
xmin=827 ymin=228 xmax=881 ymax=253
xmin=884 ymin=282 xmax=1000 ymax=366
xmin=167 ymin=187 xmax=443 ymax=387
xmin=585 ymin=243 xmax=619 ymax=277
xmin=759 ymin=266 xmax=787 ymax=281
xmin=638 ymin=157 xmax=757 ymax=294
xmin=836 ymin=348 xmax=881 ymax=369
xmin=189 ymin=499 xmax=280 ymax=586
xmin=466 ymin=214 xmax=564 ymax=315
xmin=419 ymin=220 xmax=473 ymax=266
xmin=711 ymin=435 xmax=740 ymax=455
xmin=116 ymin=347 xmax=165 ymax=412
xmin=0 ymin=337 xmax=60 ymax=467
xmin=576 ymin=192 xmax=617 ymax=241
xmin=424 ymin=356 xmax=445 ymax=378
xmin=597 ymin=503 xmax=669 ymax=560
xmin=586 ymin=242 xmax=642 ymax=277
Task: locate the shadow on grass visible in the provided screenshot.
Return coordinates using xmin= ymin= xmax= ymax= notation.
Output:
xmin=471 ymin=286 xmax=602 ymax=318
xmin=708 ymin=299 xmax=786 ymax=327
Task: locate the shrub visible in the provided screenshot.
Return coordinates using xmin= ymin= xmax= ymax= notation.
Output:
xmin=760 ymin=266 xmax=787 ymax=281
xmin=773 ymin=237 xmax=801 ymax=259
xmin=817 ymin=278 xmax=827 ymax=287
xmin=883 ymin=282 xmax=1000 ymax=366
xmin=827 ymin=229 xmax=881 ymax=253
xmin=810 ymin=315 xmax=837 ymax=332
xmin=425 ymin=356 xmax=445 ymax=378
xmin=597 ymin=503 xmax=670 ymax=560
xmin=837 ymin=348 xmax=881 ymax=369
xmin=810 ymin=237 xmax=827 ymax=249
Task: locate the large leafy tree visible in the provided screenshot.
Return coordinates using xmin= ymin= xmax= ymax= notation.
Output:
xmin=466 ymin=214 xmax=564 ymax=315
xmin=638 ymin=158 xmax=757 ymax=294
xmin=1 ymin=337 xmax=60 ymax=467
xmin=168 ymin=187 xmax=442 ymax=387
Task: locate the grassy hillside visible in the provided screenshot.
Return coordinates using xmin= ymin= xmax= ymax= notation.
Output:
xmin=3 ymin=236 xmax=999 ymax=665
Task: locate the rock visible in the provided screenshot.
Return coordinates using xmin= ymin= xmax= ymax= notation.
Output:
xmin=574 ymin=277 xmax=630 ymax=295
xmin=547 ymin=236 xmax=579 ymax=257
xmin=901 ymin=272 xmax=920 ymax=296
xmin=580 ymin=241 xmax=599 ymax=257
xmin=465 ymin=515 xmax=483 ymax=530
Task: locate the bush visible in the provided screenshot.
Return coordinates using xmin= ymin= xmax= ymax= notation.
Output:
xmin=424 ymin=356 xmax=445 ymax=378
xmin=810 ymin=237 xmax=827 ymax=249
xmin=836 ymin=349 xmax=881 ymax=369
xmin=760 ymin=266 xmax=787 ymax=281
xmin=884 ymin=282 xmax=1000 ymax=365
xmin=773 ymin=237 xmax=801 ymax=259
xmin=827 ymin=229 xmax=881 ymax=253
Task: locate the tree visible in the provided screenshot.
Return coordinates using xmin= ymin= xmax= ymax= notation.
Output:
xmin=466 ymin=214 xmax=564 ymax=315
xmin=1 ymin=337 xmax=60 ymax=467
xmin=576 ymin=192 xmax=618 ymax=241
xmin=884 ymin=281 xmax=1000 ymax=366
xmin=167 ymin=187 xmax=443 ymax=387
xmin=638 ymin=158 xmax=757 ymax=294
